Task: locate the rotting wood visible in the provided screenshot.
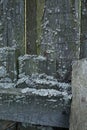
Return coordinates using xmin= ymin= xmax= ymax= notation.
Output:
xmin=40 ymin=0 xmax=81 ymax=82
xmin=0 ymin=120 xmax=16 ymax=130
xmin=0 ymin=47 xmax=17 ymax=84
xmin=0 ymin=0 xmax=82 ymax=129
xmin=80 ymin=0 xmax=87 ymax=58
xmin=0 ymin=0 xmax=25 ymax=55
xmin=26 ymin=0 xmax=37 ymax=54
xmin=0 ymin=87 xmax=71 ymax=128
xmin=70 ymin=59 xmax=87 ymax=130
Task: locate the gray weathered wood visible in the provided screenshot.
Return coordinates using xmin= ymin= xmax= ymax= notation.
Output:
xmin=26 ymin=0 xmax=37 ymax=54
xmin=18 ymin=54 xmax=56 ymax=78
xmin=0 ymin=0 xmax=25 ymax=55
xmin=18 ymin=124 xmax=54 ymax=130
xmin=18 ymin=55 xmax=46 ymax=78
xmin=80 ymin=0 xmax=87 ymax=58
xmin=70 ymin=59 xmax=87 ymax=130
xmin=0 ymin=47 xmax=17 ymax=84
xmin=0 ymin=88 xmax=71 ymax=128
xmin=41 ymin=0 xmax=80 ymax=82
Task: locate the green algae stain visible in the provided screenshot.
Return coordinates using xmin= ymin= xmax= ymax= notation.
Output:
xmin=36 ymin=0 xmax=45 ymax=55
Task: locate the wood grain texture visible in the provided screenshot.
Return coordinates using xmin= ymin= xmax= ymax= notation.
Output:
xmin=40 ymin=0 xmax=80 ymax=82
xmin=80 ymin=0 xmax=87 ymax=58
xmin=70 ymin=59 xmax=87 ymax=130
xmin=0 ymin=0 xmax=25 ymax=55
xmin=0 ymin=88 xmax=70 ymax=128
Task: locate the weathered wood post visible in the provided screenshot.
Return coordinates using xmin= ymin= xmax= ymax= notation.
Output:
xmin=80 ymin=0 xmax=87 ymax=58
xmin=0 ymin=0 xmax=25 ymax=85
xmin=70 ymin=59 xmax=87 ymax=130
xmin=0 ymin=0 xmax=25 ymax=55
xmin=40 ymin=0 xmax=81 ymax=81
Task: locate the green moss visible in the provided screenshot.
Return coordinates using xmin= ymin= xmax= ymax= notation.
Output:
xmin=36 ymin=0 xmax=45 ymax=55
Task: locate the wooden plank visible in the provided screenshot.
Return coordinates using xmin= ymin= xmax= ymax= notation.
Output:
xmin=40 ymin=0 xmax=80 ymax=82
xmin=0 ymin=47 xmax=17 ymax=84
xmin=0 ymin=0 xmax=25 ymax=55
xmin=0 ymin=0 xmax=7 ymax=47
xmin=26 ymin=0 xmax=37 ymax=54
xmin=80 ymin=0 xmax=87 ymax=58
xmin=36 ymin=0 xmax=45 ymax=55
xmin=18 ymin=124 xmax=54 ymax=130
xmin=0 ymin=88 xmax=71 ymax=128
xmin=18 ymin=54 xmax=57 ymax=78
xmin=70 ymin=59 xmax=87 ymax=130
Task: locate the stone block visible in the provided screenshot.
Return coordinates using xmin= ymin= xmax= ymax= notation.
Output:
xmin=70 ymin=59 xmax=87 ymax=130
xmin=0 ymin=47 xmax=17 ymax=84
